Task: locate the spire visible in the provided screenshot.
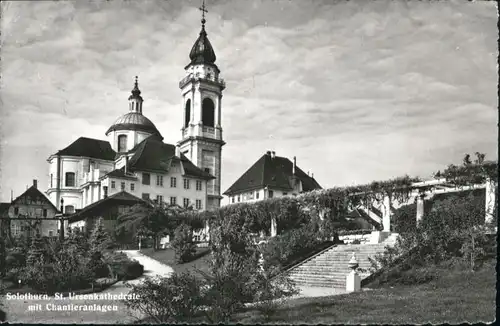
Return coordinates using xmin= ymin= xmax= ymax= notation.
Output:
xmin=128 ymin=76 xmax=143 ymax=101
xmin=188 ymin=0 xmax=216 ymax=66
xmin=200 ymin=0 xmax=207 ymax=28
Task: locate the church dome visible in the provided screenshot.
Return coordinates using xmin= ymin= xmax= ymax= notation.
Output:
xmin=105 ymin=112 xmax=162 ymax=137
xmin=189 ymin=26 xmax=217 ymax=65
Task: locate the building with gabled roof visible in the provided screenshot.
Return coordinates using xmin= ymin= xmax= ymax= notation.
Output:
xmin=224 ymin=150 xmax=322 ymax=204
xmin=5 ymin=180 xmax=60 ymax=238
xmin=45 ymin=7 xmax=225 ymax=215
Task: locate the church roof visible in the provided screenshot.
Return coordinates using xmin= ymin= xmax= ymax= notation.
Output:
xmin=187 ymin=25 xmax=218 ymax=68
xmin=68 ymin=191 xmax=146 ymax=223
xmin=104 ymin=167 xmax=138 ymax=180
xmin=105 ymin=112 xmax=162 ymax=138
xmin=223 ymin=152 xmax=322 ymax=195
xmin=122 ymin=136 xmax=214 ymax=179
xmin=52 ymin=137 xmax=116 ymax=161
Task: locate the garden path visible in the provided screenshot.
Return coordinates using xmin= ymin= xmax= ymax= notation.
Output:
xmin=1 ymin=250 xmax=174 ymax=324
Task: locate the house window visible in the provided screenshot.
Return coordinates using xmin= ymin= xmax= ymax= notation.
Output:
xmin=204 ymin=168 xmax=210 ymax=174
xmin=49 ymin=230 xmax=54 ymax=237
xmin=43 ymin=209 xmax=48 ymax=217
xmin=268 ymin=190 xmax=274 ymax=198
xmin=256 ymin=191 xmax=260 ymax=199
xmin=237 ymin=195 xmax=240 ymax=202
xmin=11 ymin=224 xmax=20 ymax=236
xmin=156 ymin=195 xmax=163 ymax=204
xmin=196 ymin=199 xmax=202 ymax=210
xmin=142 ymin=173 xmax=151 ymax=185
xmin=14 ymin=207 xmax=19 ymax=215
xmin=118 ymin=134 xmax=127 ymax=152
xmin=283 ymin=192 xmax=288 ymax=196
xmin=183 ymin=198 xmax=190 ymax=208
xmin=183 ymin=179 xmax=190 ymax=189
xmin=170 ymin=177 xmax=177 ymax=188
xmin=121 ymin=182 xmax=126 ymax=190
xmin=65 ymin=205 xmax=75 ymax=214
xmin=65 ymin=172 xmax=75 ymax=187
xmin=35 ymin=208 xmax=42 ymax=216
xmin=156 ymin=175 xmax=164 ymax=186
xmin=196 ymin=180 xmax=202 ymax=191
xmin=170 ymin=197 xmax=177 ymax=206
xmin=231 ymin=197 xmax=235 ymax=203
xmin=142 ymin=193 xmax=150 ymax=201
xmin=111 ymin=181 xmax=116 ymax=189
xmin=131 ymin=183 xmax=135 ymax=191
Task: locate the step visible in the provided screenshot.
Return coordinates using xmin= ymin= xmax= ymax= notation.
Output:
xmin=290 ymin=279 xmax=346 ymax=288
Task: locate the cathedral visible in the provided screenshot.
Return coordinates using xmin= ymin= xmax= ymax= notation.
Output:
xmin=45 ymin=7 xmax=225 ymax=215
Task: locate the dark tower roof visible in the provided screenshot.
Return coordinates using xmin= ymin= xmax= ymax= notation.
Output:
xmin=187 ymin=0 xmax=217 ymax=67
xmin=128 ymin=76 xmax=143 ymax=101
xmin=189 ymin=26 xmax=217 ymax=65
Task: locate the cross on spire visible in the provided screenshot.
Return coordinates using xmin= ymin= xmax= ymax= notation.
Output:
xmin=199 ymin=0 xmax=207 ymax=26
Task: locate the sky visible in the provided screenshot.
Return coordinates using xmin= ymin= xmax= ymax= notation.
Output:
xmin=0 ymin=0 xmax=497 ymax=204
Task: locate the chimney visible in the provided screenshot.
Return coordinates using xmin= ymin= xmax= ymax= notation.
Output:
xmin=271 ymin=151 xmax=276 ymax=159
xmin=266 ymin=150 xmax=271 ymax=156
xmin=175 ymin=146 xmax=180 ymax=157
xmin=311 ymin=173 xmax=314 ymax=179
xmin=33 ymin=179 xmax=38 ymax=189
xmin=307 ymin=171 xmax=310 ymax=176
xmin=293 ymin=157 xmax=296 ymax=175
xmin=103 ymin=186 xmax=108 ymax=199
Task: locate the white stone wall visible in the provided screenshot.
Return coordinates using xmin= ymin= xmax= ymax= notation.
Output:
xmin=225 ymin=187 xmax=298 ymax=205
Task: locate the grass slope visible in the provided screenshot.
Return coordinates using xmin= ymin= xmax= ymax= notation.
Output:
xmin=234 ymin=259 xmax=497 ymax=324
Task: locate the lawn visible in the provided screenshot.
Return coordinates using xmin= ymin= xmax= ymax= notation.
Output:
xmin=140 ymin=247 xmax=211 ymax=278
xmin=232 ymin=258 xmax=497 ymax=324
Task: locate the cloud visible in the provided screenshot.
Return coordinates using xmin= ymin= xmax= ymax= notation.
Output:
xmin=0 ymin=0 xmax=497 ymax=204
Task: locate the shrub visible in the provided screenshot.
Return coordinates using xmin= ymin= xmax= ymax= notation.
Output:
xmin=172 ymin=224 xmax=196 ymax=263
xmin=122 ymin=261 xmax=144 ymax=280
xmin=124 ymin=273 xmax=204 ymax=323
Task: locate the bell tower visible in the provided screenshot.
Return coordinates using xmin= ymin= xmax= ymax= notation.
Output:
xmin=178 ymin=0 xmax=225 ymax=210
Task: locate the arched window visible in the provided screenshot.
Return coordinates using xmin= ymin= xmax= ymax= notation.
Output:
xmin=118 ymin=135 xmax=127 ymax=152
xmin=65 ymin=205 xmax=75 ymax=214
xmin=202 ymin=98 xmax=215 ymax=127
xmin=184 ymin=99 xmax=191 ymax=128
xmin=65 ymin=172 xmax=75 ymax=187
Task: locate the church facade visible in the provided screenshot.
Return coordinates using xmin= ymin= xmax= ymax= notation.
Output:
xmin=45 ymin=12 xmax=225 ymax=214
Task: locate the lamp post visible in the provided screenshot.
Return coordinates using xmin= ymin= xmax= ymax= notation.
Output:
xmin=346 ymin=252 xmax=361 ymax=292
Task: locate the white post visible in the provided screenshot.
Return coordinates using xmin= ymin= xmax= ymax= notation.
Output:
xmin=346 ymin=253 xmax=361 ymax=292
xmin=204 ymin=219 xmax=210 ymax=242
xmin=382 ymin=194 xmax=391 ymax=232
xmin=416 ymin=194 xmax=425 ymax=225
xmin=270 ymin=217 xmax=277 ymax=237
xmin=485 ymin=178 xmax=496 ymax=225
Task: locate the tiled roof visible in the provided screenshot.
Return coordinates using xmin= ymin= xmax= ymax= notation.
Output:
xmin=54 ymin=137 xmax=116 ymax=161
xmin=104 ymin=167 xmax=138 ymax=180
xmin=69 ymin=191 xmax=146 ymax=223
xmin=11 ymin=186 xmax=59 ymax=212
xmin=224 ymin=152 xmax=322 ymax=195
xmin=125 ymin=136 xmax=213 ymax=179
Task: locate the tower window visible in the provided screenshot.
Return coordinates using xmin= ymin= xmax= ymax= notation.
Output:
xmin=65 ymin=205 xmax=75 ymax=214
xmin=184 ymin=99 xmax=191 ymax=128
xmin=118 ymin=135 xmax=127 ymax=152
xmin=65 ymin=172 xmax=76 ymax=187
xmin=202 ymin=98 xmax=215 ymax=127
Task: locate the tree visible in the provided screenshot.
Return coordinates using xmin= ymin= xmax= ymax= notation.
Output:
xmin=115 ymin=203 xmax=181 ymax=251
xmin=172 ymin=224 xmax=196 ymax=263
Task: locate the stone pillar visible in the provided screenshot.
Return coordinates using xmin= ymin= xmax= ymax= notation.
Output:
xmin=382 ymin=194 xmax=391 ymax=232
xmin=416 ymin=194 xmax=425 ymax=225
xmin=346 ymin=253 xmax=361 ymax=292
xmin=485 ymin=178 xmax=496 ymax=224
xmin=204 ymin=219 xmax=210 ymax=242
xmin=270 ymin=217 xmax=277 ymax=237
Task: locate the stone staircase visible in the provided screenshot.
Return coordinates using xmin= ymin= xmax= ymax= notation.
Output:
xmin=286 ymin=233 xmax=399 ymax=288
